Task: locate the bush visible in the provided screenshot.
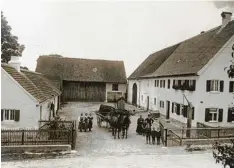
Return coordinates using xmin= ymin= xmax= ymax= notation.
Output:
xmin=213 ymin=139 xmax=234 ymax=168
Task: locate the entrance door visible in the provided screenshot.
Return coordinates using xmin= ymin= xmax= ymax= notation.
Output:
xmin=147 ymin=96 xmax=149 ymax=111
xmin=132 ymin=83 xmax=137 ymax=105
xmin=166 ymin=101 xmax=170 ymax=119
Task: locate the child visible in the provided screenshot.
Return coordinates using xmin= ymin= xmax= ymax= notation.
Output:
xmin=156 ymin=127 xmax=161 ymax=145
xmin=151 ymin=127 xmax=157 ymax=145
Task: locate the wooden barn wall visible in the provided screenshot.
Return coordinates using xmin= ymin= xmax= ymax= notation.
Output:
xmin=63 ymin=81 xmax=106 ymax=102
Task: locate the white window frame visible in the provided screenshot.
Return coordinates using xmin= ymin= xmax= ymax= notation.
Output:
xmin=189 ymin=80 xmax=193 ymax=87
xmin=210 ymin=80 xmax=220 ymax=92
xmin=173 ymin=103 xmax=177 ymax=113
xmin=208 ymin=108 xmax=218 ymax=122
xmin=160 ymin=101 xmax=164 ymax=108
xmin=2 ymin=109 xmax=16 ymax=121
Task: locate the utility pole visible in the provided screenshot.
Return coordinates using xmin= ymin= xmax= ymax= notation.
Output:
xmin=183 ymin=94 xmax=193 ymax=138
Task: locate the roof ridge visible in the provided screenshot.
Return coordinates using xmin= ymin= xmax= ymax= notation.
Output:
xmin=38 ymin=56 xmax=124 ymax=62
xmin=20 ymin=68 xmax=42 ymax=75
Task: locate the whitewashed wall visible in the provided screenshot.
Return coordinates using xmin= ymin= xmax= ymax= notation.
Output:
xmin=106 ymin=83 xmax=126 ymax=101
xmin=1 ymin=69 xmax=40 ymax=129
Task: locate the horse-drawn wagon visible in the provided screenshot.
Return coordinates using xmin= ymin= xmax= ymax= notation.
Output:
xmin=96 ymin=104 xmax=114 ymax=128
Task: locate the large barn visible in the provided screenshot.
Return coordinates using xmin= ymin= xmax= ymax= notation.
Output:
xmin=36 ymin=56 xmax=127 ymax=102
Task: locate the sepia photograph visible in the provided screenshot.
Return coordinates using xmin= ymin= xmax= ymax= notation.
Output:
xmin=1 ymin=0 xmax=234 ymax=167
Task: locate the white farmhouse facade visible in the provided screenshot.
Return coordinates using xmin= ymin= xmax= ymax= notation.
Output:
xmin=1 ymin=56 xmax=61 ymax=129
xmin=128 ymin=12 xmax=234 ymax=127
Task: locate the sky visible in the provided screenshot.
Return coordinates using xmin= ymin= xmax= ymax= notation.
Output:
xmin=1 ymin=0 xmax=234 ymax=77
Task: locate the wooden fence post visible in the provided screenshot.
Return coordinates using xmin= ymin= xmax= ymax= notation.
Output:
xmin=21 ymin=130 xmax=25 ymax=145
xmin=71 ymin=128 xmax=76 ymax=150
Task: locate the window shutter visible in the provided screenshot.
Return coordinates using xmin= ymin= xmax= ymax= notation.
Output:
xmin=227 ymin=108 xmax=232 ymax=122
xmin=218 ymin=109 xmax=223 ymax=122
xmin=168 ymin=79 xmax=170 ymax=89
xmin=205 ymin=108 xmax=210 ymax=122
xmin=229 ymin=81 xmax=234 ymax=93
xmin=173 ymin=80 xmax=175 ymax=86
xmin=206 ymin=80 xmax=211 ymax=92
xmin=193 ymin=80 xmax=196 ymax=91
xmin=185 ymin=80 xmax=189 ymax=90
xmin=184 ymin=105 xmax=188 ymax=118
xmin=15 ymin=110 xmax=20 ymax=122
xmin=220 ymin=81 xmax=224 ymax=92
xmin=178 ymin=80 xmax=181 ymax=87
xmin=1 ymin=109 xmax=3 ymax=121
xmin=192 ymin=107 xmax=195 ymax=120
xmin=176 ymin=104 xmax=180 ymax=115
xmin=172 ymin=103 xmax=174 ymax=113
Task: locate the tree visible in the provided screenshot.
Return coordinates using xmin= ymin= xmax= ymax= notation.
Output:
xmin=213 ymin=139 xmax=234 ymax=168
xmin=224 ymin=44 xmax=234 ymax=78
xmin=1 ymin=11 xmax=25 ymax=63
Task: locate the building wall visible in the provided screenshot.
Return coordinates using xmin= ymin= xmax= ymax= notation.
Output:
xmin=196 ymin=35 xmax=234 ymax=127
xmin=1 ymin=69 xmax=40 ymax=129
xmin=127 ymin=35 xmax=234 ymax=127
xmin=106 ymin=83 xmax=126 ymax=101
xmin=40 ymin=96 xmax=59 ymax=121
xmin=127 ymin=80 xmax=140 ymax=105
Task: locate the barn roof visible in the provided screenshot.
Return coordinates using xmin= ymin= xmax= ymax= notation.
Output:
xmin=128 ymin=44 xmax=180 ymax=79
xmin=2 ymin=64 xmax=61 ymax=103
xmin=36 ymin=56 xmax=127 ymax=83
xmin=144 ymin=20 xmax=234 ymax=78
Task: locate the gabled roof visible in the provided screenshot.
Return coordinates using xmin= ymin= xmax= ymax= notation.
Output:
xmin=142 ymin=20 xmax=234 ymax=78
xmin=35 ymin=56 xmax=127 ymax=83
xmin=1 ymin=64 xmax=61 ymax=103
xmin=21 ymin=69 xmax=61 ymax=101
xmin=128 ymin=44 xmax=180 ymax=79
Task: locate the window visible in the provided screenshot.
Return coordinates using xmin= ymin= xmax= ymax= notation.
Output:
xmin=163 ymin=80 xmax=166 ymax=88
xmin=229 ymin=81 xmax=234 ymax=93
xmin=154 ymin=98 xmax=157 ymax=105
xmin=168 ymin=79 xmax=170 ymax=89
xmin=205 ymin=108 xmax=223 ymax=122
xmin=1 ymin=109 xmax=20 ymax=121
xmin=172 ymin=103 xmax=177 ymax=113
xmin=160 ymin=101 xmax=164 ymax=108
xmin=180 ymin=104 xmax=184 ymax=116
xmin=141 ymin=95 xmax=143 ymax=101
xmin=174 ymin=80 xmax=178 ymax=85
xmin=207 ymin=80 xmax=224 ymax=92
xmin=154 ymin=80 xmax=157 ymax=87
xmin=157 ymin=80 xmax=159 ymax=87
xmin=210 ymin=80 xmax=219 ymax=91
xmin=189 ymin=80 xmax=193 ymax=87
xmin=112 ymin=84 xmax=118 ymax=91
xmin=160 ymin=80 xmax=162 ymax=88
xmin=208 ymin=108 xmax=218 ymax=122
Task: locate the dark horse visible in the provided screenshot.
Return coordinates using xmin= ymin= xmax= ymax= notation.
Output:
xmin=107 ymin=114 xmax=122 ymax=139
xmin=121 ymin=115 xmax=131 ymax=139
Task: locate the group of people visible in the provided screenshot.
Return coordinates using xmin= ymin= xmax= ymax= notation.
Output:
xmin=136 ymin=114 xmax=161 ymax=145
xmin=78 ymin=113 xmax=93 ymax=130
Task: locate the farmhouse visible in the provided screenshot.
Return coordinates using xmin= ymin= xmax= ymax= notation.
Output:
xmin=36 ymin=56 xmax=127 ymax=102
xmin=1 ymin=56 xmax=61 ymax=129
xmin=128 ymin=12 xmax=234 ymax=127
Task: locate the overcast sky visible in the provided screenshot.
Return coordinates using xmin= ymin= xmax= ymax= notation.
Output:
xmin=2 ymin=0 xmax=234 ymax=77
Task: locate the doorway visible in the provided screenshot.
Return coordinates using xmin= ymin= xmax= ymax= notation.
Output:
xmin=132 ymin=83 xmax=137 ymax=105
xmin=166 ymin=101 xmax=170 ymax=119
xmin=147 ymin=96 xmax=150 ymax=111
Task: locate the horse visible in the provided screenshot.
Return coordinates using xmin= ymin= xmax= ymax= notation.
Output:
xmin=107 ymin=113 xmax=122 ymax=139
xmin=121 ymin=115 xmax=131 ymax=139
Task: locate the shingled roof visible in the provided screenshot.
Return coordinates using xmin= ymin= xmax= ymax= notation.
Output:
xmin=35 ymin=56 xmax=127 ymax=83
xmin=2 ymin=64 xmax=61 ymax=103
xmin=128 ymin=44 xmax=180 ymax=79
xmin=137 ymin=20 xmax=234 ymax=79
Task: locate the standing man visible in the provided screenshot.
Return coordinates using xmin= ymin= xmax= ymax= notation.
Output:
xmin=50 ymin=102 xmax=55 ymax=118
xmin=136 ymin=115 xmax=144 ymax=135
xmin=145 ymin=114 xmax=154 ymax=128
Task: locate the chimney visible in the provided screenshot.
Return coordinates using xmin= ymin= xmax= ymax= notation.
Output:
xmin=221 ymin=12 xmax=232 ymax=28
xmin=8 ymin=56 xmax=21 ymax=72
